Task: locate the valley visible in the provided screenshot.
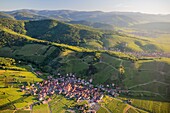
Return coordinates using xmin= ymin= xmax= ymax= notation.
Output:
xmin=0 ymin=9 xmax=170 ymax=113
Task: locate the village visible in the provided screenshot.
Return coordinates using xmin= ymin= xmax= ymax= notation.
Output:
xmin=21 ymin=73 xmax=129 ymax=111
xmin=124 ymin=51 xmax=170 ymax=58
xmin=104 ymin=47 xmax=170 ymax=58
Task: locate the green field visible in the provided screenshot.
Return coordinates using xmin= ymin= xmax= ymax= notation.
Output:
xmin=0 ymin=44 xmax=58 ymax=64
xmin=97 ymin=96 xmax=140 ymax=113
xmin=131 ymin=99 xmax=170 ymax=113
xmin=119 ymin=97 xmax=170 ymax=113
xmin=33 ymin=104 xmax=50 ymax=113
xmin=123 ymin=59 xmax=170 ymax=100
xmin=0 ymin=60 xmax=42 ymax=112
xmin=48 ymin=95 xmax=77 ymax=113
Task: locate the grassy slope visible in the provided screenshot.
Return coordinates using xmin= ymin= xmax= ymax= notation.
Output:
xmin=123 ymin=58 xmax=170 ymax=101
xmin=130 ymin=98 xmax=170 ymax=113
xmin=119 ymin=97 xmax=170 ymax=113
xmin=33 ymin=104 xmax=50 ymax=113
xmin=97 ymin=96 xmax=148 ymax=113
xmin=0 ymin=62 xmax=42 ymax=112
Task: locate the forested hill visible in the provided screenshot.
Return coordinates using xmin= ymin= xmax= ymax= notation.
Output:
xmin=0 ymin=18 xmax=104 ymax=45
xmin=1 ymin=18 xmax=170 ymax=53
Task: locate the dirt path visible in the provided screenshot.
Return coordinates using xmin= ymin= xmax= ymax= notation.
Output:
xmin=94 ymin=62 xmax=119 ymax=71
xmin=30 ymin=104 xmax=33 ymax=113
xmin=65 ymin=59 xmax=89 ymax=65
xmin=47 ymin=103 xmax=52 ymax=113
xmin=129 ymin=90 xmax=165 ymax=99
xmin=129 ymin=80 xmax=169 ymax=89
xmin=123 ymin=105 xmax=131 ymax=113
xmin=129 ymin=81 xmax=155 ymax=89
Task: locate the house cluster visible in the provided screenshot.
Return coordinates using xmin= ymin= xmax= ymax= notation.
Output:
xmin=21 ymin=73 xmax=123 ymax=104
xmin=100 ymin=47 xmax=170 ymax=58
xmin=125 ymin=51 xmax=170 ymax=58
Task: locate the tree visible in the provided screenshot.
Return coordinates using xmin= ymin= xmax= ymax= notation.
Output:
xmin=119 ymin=65 xmax=125 ymax=75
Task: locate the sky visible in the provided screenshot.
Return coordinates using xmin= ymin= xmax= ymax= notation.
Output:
xmin=0 ymin=0 xmax=170 ymax=14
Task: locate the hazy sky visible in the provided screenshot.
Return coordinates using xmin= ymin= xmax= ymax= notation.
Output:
xmin=0 ymin=0 xmax=170 ymax=14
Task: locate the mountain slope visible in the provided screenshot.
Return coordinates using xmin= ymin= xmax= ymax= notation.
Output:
xmin=25 ymin=20 xmax=105 ymax=49
xmin=69 ymin=20 xmax=114 ymax=30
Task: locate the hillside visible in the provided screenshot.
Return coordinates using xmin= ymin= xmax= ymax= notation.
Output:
xmin=0 ymin=16 xmax=170 ymax=113
xmin=24 ymin=20 xmax=170 ymax=53
xmin=25 ymin=19 xmax=103 ymax=45
xmin=0 ymin=18 xmax=170 ymax=102
xmin=0 ymin=56 xmax=170 ymax=113
xmin=69 ymin=20 xmax=114 ymax=30
xmin=1 ymin=18 xmax=170 ymax=53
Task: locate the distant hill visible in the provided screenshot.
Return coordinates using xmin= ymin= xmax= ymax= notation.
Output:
xmin=2 ymin=9 xmax=170 ymax=27
xmin=0 ymin=12 xmax=15 ymax=19
xmin=69 ymin=20 xmax=114 ymax=30
xmin=10 ymin=11 xmax=51 ymax=20
xmin=130 ymin=22 xmax=170 ymax=33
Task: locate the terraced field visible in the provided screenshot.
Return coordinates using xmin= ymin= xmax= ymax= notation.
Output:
xmin=0 ymin=67 xmax=42 ymax=112
xmin=48 ymin=95 xmax=77 ymax=113
xmin=33 ymin=103 xmax=50 ymax=113
xmin=123 ymin=59 xmax=170 ymax=100
xmin=97 ymin=96 xmax=148 ymax=113
xmin=119 ymin=97 xmax=170 ymax=113
xmin=0 ymin=44 xmax=59 ymax=64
